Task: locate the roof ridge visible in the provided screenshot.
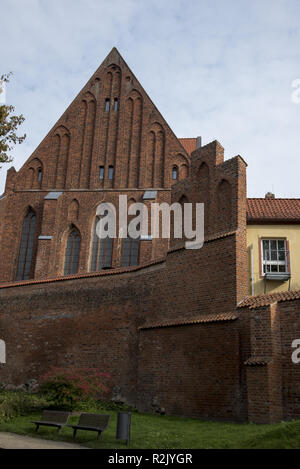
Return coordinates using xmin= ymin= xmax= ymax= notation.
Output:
xmin=139 ymin=312 xmax=238 ymax=330
xmin=247 ymin=197 xmax=300 ymax=200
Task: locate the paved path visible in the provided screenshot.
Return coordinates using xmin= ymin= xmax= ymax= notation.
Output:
xmin=0 ymin=432 xmax=88 ymax=449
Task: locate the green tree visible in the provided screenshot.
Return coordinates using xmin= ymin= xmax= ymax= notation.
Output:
xmin=0 ymin=72 xmax=26 ymax=168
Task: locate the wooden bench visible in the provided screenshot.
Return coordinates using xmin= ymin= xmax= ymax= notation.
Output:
xmin=67 ymin=413 xmax=110 ymax=440
xmin=31 ymin=410 xmax=70 ymax=434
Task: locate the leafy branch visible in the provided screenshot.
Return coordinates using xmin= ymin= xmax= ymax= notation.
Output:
xmin=0 ymin=72 xmax=26 ymax=167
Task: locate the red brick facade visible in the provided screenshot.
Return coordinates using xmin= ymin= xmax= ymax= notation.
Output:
xmin=0 ymin=48 xmax=300 ymax=424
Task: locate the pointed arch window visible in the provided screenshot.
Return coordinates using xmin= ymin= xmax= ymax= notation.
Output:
xmin=108 ymin=166 xmax=114 ymax=180
xmin=99 ymin=166 xmax=105 ymax=180
xmin=90 ymin=216 xmax=113 ymax=271
xmin=27 ymin=168 xmax=34 ymax=189
xmin=16 ymin=209 xmax=37 ymax=280
xmin=64 ymin=228 xmax=81 ymax=275
xmin=122 ymin=237 xmax=140 ymax=267
xmin=37 ymin=168 xmax=42 ymax=183
xmin=172 ymin=166 xmax=178 ymax=180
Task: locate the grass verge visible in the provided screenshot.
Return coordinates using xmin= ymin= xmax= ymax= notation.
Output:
xmin=1 ymin=411 xmax=300 ymax=449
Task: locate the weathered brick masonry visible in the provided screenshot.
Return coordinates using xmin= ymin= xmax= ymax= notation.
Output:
xmin=0 ymin=231 xmax=247 ymax=420
xmin=1 ymin=48 xmax=300 ymax=423
xmin=238 ymin=294 xmax=300 ymax=423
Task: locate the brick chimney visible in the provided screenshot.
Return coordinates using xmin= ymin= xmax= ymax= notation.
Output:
xmin=265 ymin=192 xmax=275 ymax=199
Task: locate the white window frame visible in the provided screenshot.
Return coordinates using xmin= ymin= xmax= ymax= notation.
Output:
xmin=261 ymin=238 xmax=289 ymax=275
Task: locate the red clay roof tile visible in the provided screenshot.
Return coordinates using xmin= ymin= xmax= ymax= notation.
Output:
xmin=238 ymin=289 xmax=300 ymax=309
xmin=139 ymin=312 xmax=238 ymax=330
xmin=178 ymin=138 xmax=197 ymax=155
xmin=247 ymin=198 xmax=300 ymax=223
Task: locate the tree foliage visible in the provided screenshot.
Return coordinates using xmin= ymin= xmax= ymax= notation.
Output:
xmin=0 ymin=72 xmax=26 ymax=167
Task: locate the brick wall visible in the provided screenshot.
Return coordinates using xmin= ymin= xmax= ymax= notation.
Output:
xmin=0 ymin=47 xmax=255 ymax=422
xmin=240 ymin=298 xmax=300 ymax=423
xmin=0 ymin=226 xmax=247 ymax=419
xmin=137 ymin=320 xmax=244 ymax=421
xmin=278 ymin=299 xmax=300 ymax=420
xmin=0 ymin=136 xmax=250 ymax=421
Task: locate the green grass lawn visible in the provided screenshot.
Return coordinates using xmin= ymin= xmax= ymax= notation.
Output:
xmin=1 ymin=411 xmax=300 ymax=449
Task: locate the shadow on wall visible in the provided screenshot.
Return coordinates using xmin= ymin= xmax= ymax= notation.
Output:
xmin=0 ymin=339 xmax=6 ymax=363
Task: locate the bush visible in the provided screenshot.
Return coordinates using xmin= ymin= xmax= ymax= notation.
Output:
xmin=95 ymin=400 xmax=136 ymax=412
xmin=39 ymin=366 xmax=111 ymax=411
xmin=0 ymin=391 xmax=49 ymax=422
xmin=74 ymin=398 xmax=136 ymax=413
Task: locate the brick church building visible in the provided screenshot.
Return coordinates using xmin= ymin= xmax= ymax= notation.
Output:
xmin=1 ymin=48 xmax=300 ymax=424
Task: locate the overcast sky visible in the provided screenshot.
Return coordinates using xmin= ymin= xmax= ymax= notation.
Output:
xmin=1 ymin=0 xmax=300 ymax=197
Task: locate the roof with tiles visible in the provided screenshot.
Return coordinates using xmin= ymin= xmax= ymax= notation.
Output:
xmin=139 ymin=312 xmax=238 ymax=330
xmin=238 ymin=289 xmax=300 ymax=309
xmin=178 ymin=138 xmax=197 ymax=155
xmin=247 ymin=198 xmax=300 ymax=223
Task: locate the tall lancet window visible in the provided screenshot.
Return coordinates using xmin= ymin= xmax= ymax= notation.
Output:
xmin=90 ymin=216 xmax=113 ymax=271
xmin=105 ymin=98 xmax=110 ymax=112
xmin=37 ymin=168 xmax=43 ymax=183
xmin=64 ymin=227 xmax=81 ymax=275
xmin=16 ymin=209 xmax=37 ymax=280
xmin=122 ymin=237 xmax=140 ymax=267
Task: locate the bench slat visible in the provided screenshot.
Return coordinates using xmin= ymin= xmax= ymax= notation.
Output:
xmin=41 ymin=410 xmax=70 ymax=424
xmin=77 ymin=413 xmax=110 ymax=429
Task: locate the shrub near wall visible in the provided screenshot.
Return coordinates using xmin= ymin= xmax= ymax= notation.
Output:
xmin=39 ymin=366 xmax=111 ymax=411
xmin=0 ymin=391 xmax=49 ymax=422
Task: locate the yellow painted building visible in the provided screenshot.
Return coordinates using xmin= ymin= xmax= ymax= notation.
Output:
xmin=247 ymin=196 xmax=300 ymax=296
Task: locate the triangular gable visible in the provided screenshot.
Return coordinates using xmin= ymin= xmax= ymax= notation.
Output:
xmin=14 ymin=48 xmax=190 ymax=191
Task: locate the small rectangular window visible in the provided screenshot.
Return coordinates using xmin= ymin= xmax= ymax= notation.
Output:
xmin=261 ymin=239 xmax=289 ymax=274
xmin=114 ymin=98 xmax=119 ymax=111
xmin=105 ymin=99 xmax=110 ymax=112
xmin=108 ymin=166 xmax=114 ymax=180
xmin=99 ymin=166 xmax=104 ymax=180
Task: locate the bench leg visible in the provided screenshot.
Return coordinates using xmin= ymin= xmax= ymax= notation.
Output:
xmin=35 ymin=424 xmax=39 ymax=433
xmin=97 ymin=431 xmax=102 ymax=441
xmin=58 ymin=426 xmax=62 ymax=434
xmin=73 ymin=429 xmax=77 ymax=439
